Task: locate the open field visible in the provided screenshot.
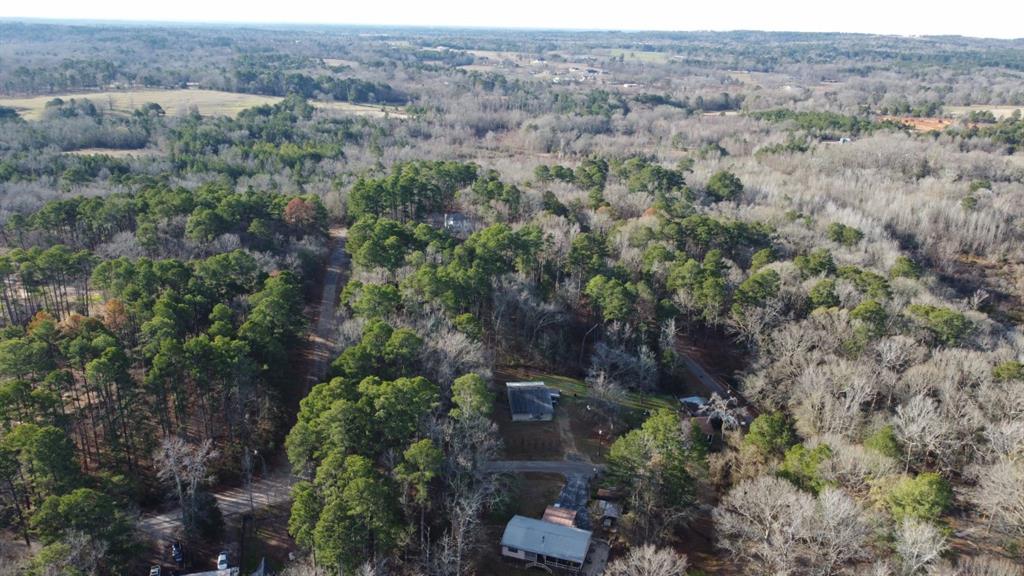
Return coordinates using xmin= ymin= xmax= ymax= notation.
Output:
xmin=879 ymin=115 xmax=954 ymax=132
xmin=316 ymin=100 xmax=407 ymax=118
xmin=599 ymin=48 xmax=673 ymax=64
xmin=0 ymin=89 xmax=406 ymax=120
xmin=0 ymin=89 xmax=280 ymax=120
xmin=322 ymin=58 xmax=360 ymax=68
xmin=945 ymin=104 xmax=1023 ymax=119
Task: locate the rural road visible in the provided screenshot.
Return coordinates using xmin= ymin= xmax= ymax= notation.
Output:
xmin=482 ymin=460 xmax=605 ymax=478
xmin=139 ymin=228 xmax=349 ymax=544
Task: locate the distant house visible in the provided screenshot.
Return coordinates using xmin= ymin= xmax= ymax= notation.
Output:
xmin=443 ymin=212 xmax=476 ymax=236
xmin=501 ymin=515 xmax=592 ymax=573
xmin=506 ymin=382 xmax=555 ymax=422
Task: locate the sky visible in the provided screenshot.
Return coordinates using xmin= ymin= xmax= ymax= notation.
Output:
xmin=2 ymin=0 xmax=1023 ymax=39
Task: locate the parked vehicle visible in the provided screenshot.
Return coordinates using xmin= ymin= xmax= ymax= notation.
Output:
xmin=217 ymin=551 xmax=229 ymax=570
xmin=149 ymin=566 xmax=161 ymax=576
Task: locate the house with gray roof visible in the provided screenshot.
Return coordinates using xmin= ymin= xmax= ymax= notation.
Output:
xmin=500 ymin=515 xmax=592 ymax=573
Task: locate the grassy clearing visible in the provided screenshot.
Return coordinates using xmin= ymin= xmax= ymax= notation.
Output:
xmin=601 ymin=48 xmax=673 ymax=64
xmin=495 ymin=367 xmax=677 ymax=412
xmin=64 ymin=147 xmax=162 ymax=158
xmin=316 ymin=100 xmax=407 ymax=118
xmin=0 ymin=89 xmax=407 ymax=120
xmin=322 ymin=58 xmax=360 ymax=68
xmin=945 ymin=105 xmax=1023 ymax=119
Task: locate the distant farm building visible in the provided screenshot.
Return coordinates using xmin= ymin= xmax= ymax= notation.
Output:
xmin=501 ymin=515 xmax=592 ymax=573
xmin=506 ymin=381 xmax=555 ymax=421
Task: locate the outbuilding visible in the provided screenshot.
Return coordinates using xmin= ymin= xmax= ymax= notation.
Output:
xmin=506 ymin=381 xmax=555 ymax=422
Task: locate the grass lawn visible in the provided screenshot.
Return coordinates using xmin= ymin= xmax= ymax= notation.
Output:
xmin=496 ymin=367 xmax=677 ymax=413
xmin=492 ymin=386 xmax=564 ymax=460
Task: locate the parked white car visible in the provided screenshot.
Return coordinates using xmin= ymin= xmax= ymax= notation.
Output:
xmin=217 ymin=551 xmax=229 ymax=570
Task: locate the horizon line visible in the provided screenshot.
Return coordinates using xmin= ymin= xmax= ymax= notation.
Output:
xmin=1 ymin=16 xmax=1021 ymax=42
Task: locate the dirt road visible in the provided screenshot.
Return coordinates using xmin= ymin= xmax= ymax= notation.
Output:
xmin=679 ymin=353 xmax=735 ymax=400
xmin=138 ymin=471 xmax=294 ymax=540
xmin=306 ymin=226 xmax=349 ymax=393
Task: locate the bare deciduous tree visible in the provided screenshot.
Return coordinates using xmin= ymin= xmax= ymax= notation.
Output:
xmin=154 ymin=436 xmax=218 ymax=537
xmin=894 ymin=518 xmax=947 ymax=576
xmin=806 ymin=488 xmax=874 ymax=576
xmin=971 ymin=458 xmax=1024 ymax=537
xmin=604 ymin=544 xmax=689 ymax=576
xmin=713 ymin=476 xmax=815 ymax=575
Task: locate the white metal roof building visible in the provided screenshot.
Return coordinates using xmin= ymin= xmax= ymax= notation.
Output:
xmin=500 ymin=515 xmax=592 ymax=572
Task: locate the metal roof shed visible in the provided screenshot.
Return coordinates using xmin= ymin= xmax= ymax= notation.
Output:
xmin=506 ymin=382 xmax=554 ymax=421
xmin=501 ymin=515 xmax=592 ymax=567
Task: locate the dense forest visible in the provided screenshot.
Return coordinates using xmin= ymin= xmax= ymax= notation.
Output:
xmin=1 ymin=20 xmax=1024 ymax=576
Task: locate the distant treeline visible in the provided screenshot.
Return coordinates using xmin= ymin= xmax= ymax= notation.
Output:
xmin=749 ymin=109 xmax=906 ymax=138
xmin=233 ymin=61 xmax=406 ymax=104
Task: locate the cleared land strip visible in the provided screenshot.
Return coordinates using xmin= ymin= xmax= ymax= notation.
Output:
xmin=482 ymin=460 xmax=605 ymax=479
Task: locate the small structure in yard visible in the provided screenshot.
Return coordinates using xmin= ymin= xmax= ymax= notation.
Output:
xmin=543 ymin=505 xmax=578 ymax=527
xmin=507 ymin=381 xmax=555 ymax=422
xmin=596 ymin=499 xmax=621 ymax=530
xmin=501 ymin=515 xmax=593 ymax=573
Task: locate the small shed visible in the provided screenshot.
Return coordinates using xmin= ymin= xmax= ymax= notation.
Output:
xmin=506 ymin=381 xmax=554 ymax=422
xmin=501 ymin=515 xmax=592 ymax=573
xmin=543 ymin=505 xmax=578 ymax=527
xmin=597 ymin=499 xmax=621 ymax=529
